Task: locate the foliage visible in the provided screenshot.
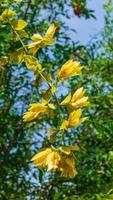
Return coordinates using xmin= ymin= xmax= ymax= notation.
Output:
xmin=0 ymin=0 xmax=113 ymax=200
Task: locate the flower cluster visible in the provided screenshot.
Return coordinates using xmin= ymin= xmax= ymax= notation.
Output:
xmin=32 ymin=146 xmax=79 ymax=178
xmin=60 ymin=87 xmax=89 ymax=108
xmin=58 ymin=60 xmax=82 ymax=80
xmin=0 ymin=7 xmax=89 ymax=178
xmin=60 ymin=109 xmax=87 ymax=130
xmin=23 ymin=102 xmax=55 ymax=122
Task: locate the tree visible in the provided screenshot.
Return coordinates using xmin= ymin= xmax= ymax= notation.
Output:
xmin=0 ymin=0 xmax=113 ymax=200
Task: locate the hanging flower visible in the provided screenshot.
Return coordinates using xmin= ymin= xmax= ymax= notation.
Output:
xmin=60 ymin=87 xmax=89 ymax=108
xmin=31 ymin=146 xmax=79 ymax=178
xmin=23 ymin=103 xmax=48 ymax=122
xmin=59 ymin=156 xmax=77 ymax=178
xmin=71 ymin=87 xmax=89 ymax=108
xmin=68 ymin=109 xmax=87 ymax=127
xmin=31 ymin=148 xmax=52 ymax=168
xmin=46 ymin=151 xmax=61 ymax=171
xmin=23 ymin=101 xmax=55 ymax=122
xmin=60 ymin=109 xmax=87 ymax=130
xmin=58 ymin=60 xmax=82 ymax=80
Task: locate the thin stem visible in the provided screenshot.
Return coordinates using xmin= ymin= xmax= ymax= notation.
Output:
xmin=8 ymin=20 xmax=28 ymax=54
xmin=38 ymin=70 xmax=60 ymax=107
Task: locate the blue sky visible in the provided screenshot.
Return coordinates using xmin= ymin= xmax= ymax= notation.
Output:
xmin=66 ymin=0 xmax=106 ymax=44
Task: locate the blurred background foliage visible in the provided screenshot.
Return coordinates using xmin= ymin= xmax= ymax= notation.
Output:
xmin=0 ymin=0 xmax=113 ymax=199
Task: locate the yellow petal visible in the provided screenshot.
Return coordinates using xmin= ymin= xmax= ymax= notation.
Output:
xmin=47 ymin=151 xmax=61 ymax=171
xmin=31 ymin=148 xmax=51 ymax=161
xmin=71 ymin=87 xmax=85 ymax=102
xmin=60 ymin=93 xmax=71 ymax=105
xmin=23 ymin=111 xmax=39 ymax=122
xmin=29 ymin=103 xmax=47 ymax=113
xmin=42 ymin=38 xmax=56 ymax=46
xmin=45 ymin=24 xmax=56 ymax=38
xmin=79 ymin=117 xmax=87 ymax=123
xmin=31 ymin=148 xmax=52 ymax=168
xmin=71 ymin=97 xmax=89 ymax=108
xmin=68 ymin=109 xmax=82 ymax=127
xmin=66 ymin=157 xmax=75 ymax=168
xmin=60 ymin=156 xmax=78 ymax=178
xmin=69 ymin=109 xmax=82 ymax=121
xmin=31 ymin=33 xmax=43 ymax=42
xmin=60 ymin=120 xmax=69 ymax=130
xmin=58 ymin=60 xmax=82 ymax=79
xmin=51 ymin=84 xmax=56 ymax=94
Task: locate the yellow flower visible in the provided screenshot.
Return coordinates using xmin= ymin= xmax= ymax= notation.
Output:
xmin=71 ymin=87 xmax=89 ymax=108
xmin=68 ymin=109 xmax=87 ymax=127
xmin=23 ymin=102 xmax=55 ymax=122
xmin=23 ymin=111 xmax=39 ymax=122
xmin=60 ymin=109 xmax=87 ymax=130
xmin=60 ymin=93 xmax=72 ymax=106
xmin=58 ymin=60 xmax=82 ymax=80
xmin=31 ymin=146 xmax=79 ymax=178
xmin=46 ymin=151 xmax=61 ymax=171
xmin=23 ymin=103 xmax=48 ymax=122
xmin=28 ymin=24 xmax=56 ymax=55
xmin=60 ymin=120 xmax=69 ymax=130
xmin=31 ymin=147 xmax=61 ymax=171
xmin=59 ymin=156 xmax=77 ymax=178
xmin=60 ymin=87 xmax=89 ymax=108
xmin=31 ymin=148 xmax=52 ymax=168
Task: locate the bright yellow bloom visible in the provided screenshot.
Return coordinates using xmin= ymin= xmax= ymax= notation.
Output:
xmin=68 ymin=109 xmax=87 ymax=127
xmin=60 ymin=120 xmax=69 ymax=130
xmin=60 ymin=93 xmax=72 ymax=106
xmin=31 ymin=148 xmax=52 ymax=168
xmin=28 ymin=24 xmax=56 ymax=55
xmin=60 ymin=87 xmax=89 ymax=108
xmin=46 ymin=151 xmax=61 ymax=171
xmin=31 ymin=147 xmax=61 ymax=171
xmin=71 ymin=87 xmax=89 ymax=108
xmin=31 ymin=146 xmax=78 ymax=178
xmin=59 ymin=156 xmax=77 ymax=178
xmin=23 ymin=111 xmax=39 ymax=122
xmin=23 ymin=101 xmax=55 ymax=122
xmin=58 ymin=60 xmax=82 ymax=80
xmin=23 ymin=103 xmax=48 ymax=122
xmin=60 ymin=109 xmax=87 ymax=130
